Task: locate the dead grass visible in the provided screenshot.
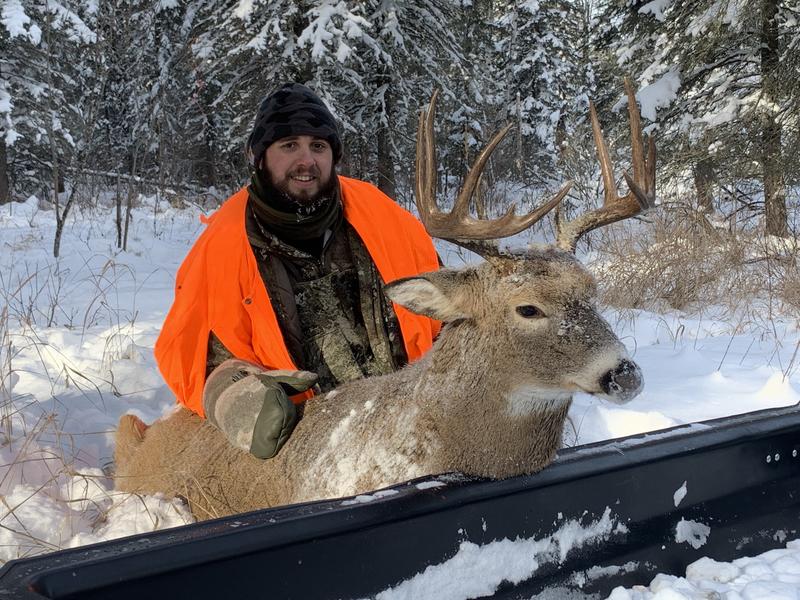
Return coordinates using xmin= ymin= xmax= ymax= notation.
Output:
xmin=1 ymin=306 xmax=12 ymax=446
xmin=589 ymin=206 xmax=800 ymax=324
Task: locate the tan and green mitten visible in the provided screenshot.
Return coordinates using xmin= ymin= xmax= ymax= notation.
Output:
xmin=202 ymin=359 xmax=317 ymax=459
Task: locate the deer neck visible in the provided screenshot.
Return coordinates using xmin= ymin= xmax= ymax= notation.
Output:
xmin=422 ymin=320 xmax=573 ymax=411
xmin=418 ymin=320 xmax=574 ymax=479
xmin=413 ymin=320 xmax=494 ymax=402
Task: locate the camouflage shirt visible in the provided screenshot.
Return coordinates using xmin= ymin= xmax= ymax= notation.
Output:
xmin=206 ymin=196 xmax=407 ymax=392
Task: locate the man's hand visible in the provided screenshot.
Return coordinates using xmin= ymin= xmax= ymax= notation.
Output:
xmin=203 ymin=359 xmax=317 ymax=459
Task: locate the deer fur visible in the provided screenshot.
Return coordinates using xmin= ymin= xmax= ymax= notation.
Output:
xmin=114 ymin=247 xmax=643 ymax=521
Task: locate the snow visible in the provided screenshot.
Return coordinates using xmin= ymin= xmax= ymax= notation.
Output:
xmin=1 ymin=0 xmax=39 ymax=41
xmin=233 ymin=0 xmax=255 ymax=20
xmin=415 ymin=480 xmax=445 ymax=490
xmin=45 ymin=2 xmax=96 ymax=44
xmin=700 ymin=95 xmax=742 ymax=127
xmin=340 ymin=489 xmax=399 ymax=506
xmin=298 ymin=2 xmax=372 ymax=61
xmin=0 ymin=194 xmax=201 ymax=561
xmin=636 ymin=70 xmax=682 ymax=122
xmin=609 ymin=542 xmax=800 ymax=599
xmin=571 ymin=562 xmax=640 ymax=588
xmin=638 ymin=0 xmax=673 ymax=21
xmin=673 ymin=481 xmax=687 ymax=507
xmin=2 ymin=193 xmax=800 ymax=598
xmin=368 ymin=507 xmax=620 ymax=600
xmin=675 ymin=518 xmax=711 ymax=550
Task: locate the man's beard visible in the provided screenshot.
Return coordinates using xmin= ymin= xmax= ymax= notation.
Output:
xmin=264 ymin=166 xmax=337 ymax=216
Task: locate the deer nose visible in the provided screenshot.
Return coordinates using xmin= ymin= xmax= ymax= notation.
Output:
xmin=600 ymin=359 xmax=643 ymax=403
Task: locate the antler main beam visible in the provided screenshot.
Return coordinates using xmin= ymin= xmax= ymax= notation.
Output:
xmin=414 ymin=90 xmax=572 ymax=247
xmin=555 ymin=78 xmax=656 ymax=252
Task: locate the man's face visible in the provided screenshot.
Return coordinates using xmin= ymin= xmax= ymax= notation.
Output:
xmin=262 ymin=135 xmax=334 ymax=205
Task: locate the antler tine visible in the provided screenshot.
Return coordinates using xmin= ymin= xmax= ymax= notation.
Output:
xmin=493 ymin=181 xmax=573 ymax=232
xmin=622 ymin=77 xmax=656 ymax=210
xmin=591 ymin=99 xmax=618 ymax=209
xmin=413 ymin=91 xmax=571 ymax=252
xmin=414 ymin=111 xmax=426 ymax=216
xmin=556 ymin=79 xmax=657 ymax=252
xmin=423 ymin=89 xmax=438 ymax=207
xmin=625 ymin=78 xmax=645 ymax=186
xmin=414 ymin=89 xmax=439 ymax=225
xmin=452 ymin=123 xmax=513 ymax=222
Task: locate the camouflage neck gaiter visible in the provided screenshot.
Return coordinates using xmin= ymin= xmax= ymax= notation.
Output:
xmin=247 ymin=169 xmax=342 ymax=243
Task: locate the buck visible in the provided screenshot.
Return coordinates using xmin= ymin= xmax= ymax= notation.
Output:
xmin=114 ymin=81 xmax=655 ymax=521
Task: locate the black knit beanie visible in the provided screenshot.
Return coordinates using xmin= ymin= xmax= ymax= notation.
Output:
xmin=246 ymin=83 xmax=343 ymax=169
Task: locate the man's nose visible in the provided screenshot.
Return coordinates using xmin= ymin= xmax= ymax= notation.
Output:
xmin=295 ymin=146 xmax=315 ymax=167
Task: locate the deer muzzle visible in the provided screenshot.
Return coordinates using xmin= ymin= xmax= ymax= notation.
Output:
xmin=599 ymin=359 xmax=643 ymax=403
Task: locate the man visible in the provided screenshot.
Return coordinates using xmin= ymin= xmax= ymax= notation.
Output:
xmin=155 ymin=83 xmax=440 ymax=459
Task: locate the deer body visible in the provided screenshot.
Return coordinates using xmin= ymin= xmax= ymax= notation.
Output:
xmin=115 ymin=250 xmax=641 ymax=519
xmin=115 ymin=81 xmax=654 ymax=521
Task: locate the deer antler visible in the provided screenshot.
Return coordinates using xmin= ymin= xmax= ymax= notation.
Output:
xmin=555 ymin=78 xmax=656 ymax=252
xmin=414 ymin=90 xmax=572 ymax=255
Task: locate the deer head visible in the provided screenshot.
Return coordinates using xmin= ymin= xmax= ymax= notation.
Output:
xmin=386 ymin=80 xmax=654 ymax=408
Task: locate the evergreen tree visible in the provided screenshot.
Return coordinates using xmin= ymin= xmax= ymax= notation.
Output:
xmin=1 ymin=0 xmax=97 ymax=203
xmin=495 ymin=0 xmax=596 ymax=182
xmin=92 ymin=0 xmax=211 ymax=187
xmin=600 ymin=0 xmax=798 ymax=236
xmin=188 ymin=0 xmax=469 ymax=198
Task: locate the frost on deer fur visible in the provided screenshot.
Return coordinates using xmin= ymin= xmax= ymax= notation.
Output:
xmin=300 ymin=401 xmax=429 ymax=501
xmin=327 ymin=408 xmax=356 ymax=448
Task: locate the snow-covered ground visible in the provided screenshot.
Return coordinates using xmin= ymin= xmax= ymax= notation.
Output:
xmin=1 ymin=195 xmax=799 ymax=598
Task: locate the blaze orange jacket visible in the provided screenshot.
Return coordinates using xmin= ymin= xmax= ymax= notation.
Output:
xmin=155 ymin=176 xmax=441 ymax=417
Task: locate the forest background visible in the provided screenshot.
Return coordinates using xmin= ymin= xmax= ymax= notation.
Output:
xmin=2 ymin=0 xmax=799 ymax=255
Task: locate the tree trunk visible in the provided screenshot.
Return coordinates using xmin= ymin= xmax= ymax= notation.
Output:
xmin=761 ymin=0 xmax=787 ymax=237
xmin=199 ymin=75 xmax=217 ymax=189
xmin=53 ymin=188 xmax=76 ymax=259
xmin=376 ymin=131 xmax=395 ymax=199
xmin=123 ymin=150 xmax=138 ymax=252
xmin=763 ymin=120 xmax=786 ymax=237
xmin=375 ymin=90 xmax=396 ymax=199
xmin=0 ymin=135 xmax=9 ymax=205
xmin=692 ymin=149 xmax=715 ymax=214
xmin=0 ymin=61 xmax=9 ymax=205
xmin=515 ymin=91 xmax=523 ymax=177
xmin=116 ymin=172 xmax=123 ymax=248
xmin=52 ymin=161 xmax=62 ymax=257
xmin=123 ymin=186 xmax=132 ymax=251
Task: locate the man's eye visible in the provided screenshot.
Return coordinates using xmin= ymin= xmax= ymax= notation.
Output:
xmin=516 ymin=305 xmax=545 ymax=319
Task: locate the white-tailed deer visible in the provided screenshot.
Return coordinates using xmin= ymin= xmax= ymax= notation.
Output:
xmin=114 ymin=80 xmax=655 ymax=521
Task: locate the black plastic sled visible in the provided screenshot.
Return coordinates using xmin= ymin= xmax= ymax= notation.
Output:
xmin=2 ymin=404 xmax=799 ymax=599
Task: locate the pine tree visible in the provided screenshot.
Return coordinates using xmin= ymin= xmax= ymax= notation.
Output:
xmin=187 ymin=0 xmax=469 ymax=199
xmin=600 ymin=0 xmax=798 ymax=236
xmin=495 ymin=0 xmax=596 ymax=182
xmin=0 ymin=0 xmax=97 ymax=204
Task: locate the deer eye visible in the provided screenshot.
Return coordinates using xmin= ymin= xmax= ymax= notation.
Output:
xmin=516 ymin=305 xmax=545 ymax=319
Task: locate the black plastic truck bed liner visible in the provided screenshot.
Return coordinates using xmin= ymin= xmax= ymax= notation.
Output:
xmin=1 ymin=405 xmax=799 ymax=599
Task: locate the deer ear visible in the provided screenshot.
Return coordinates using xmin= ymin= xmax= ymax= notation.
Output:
xmin=384 ymin=270 xmax=473 ymax=322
